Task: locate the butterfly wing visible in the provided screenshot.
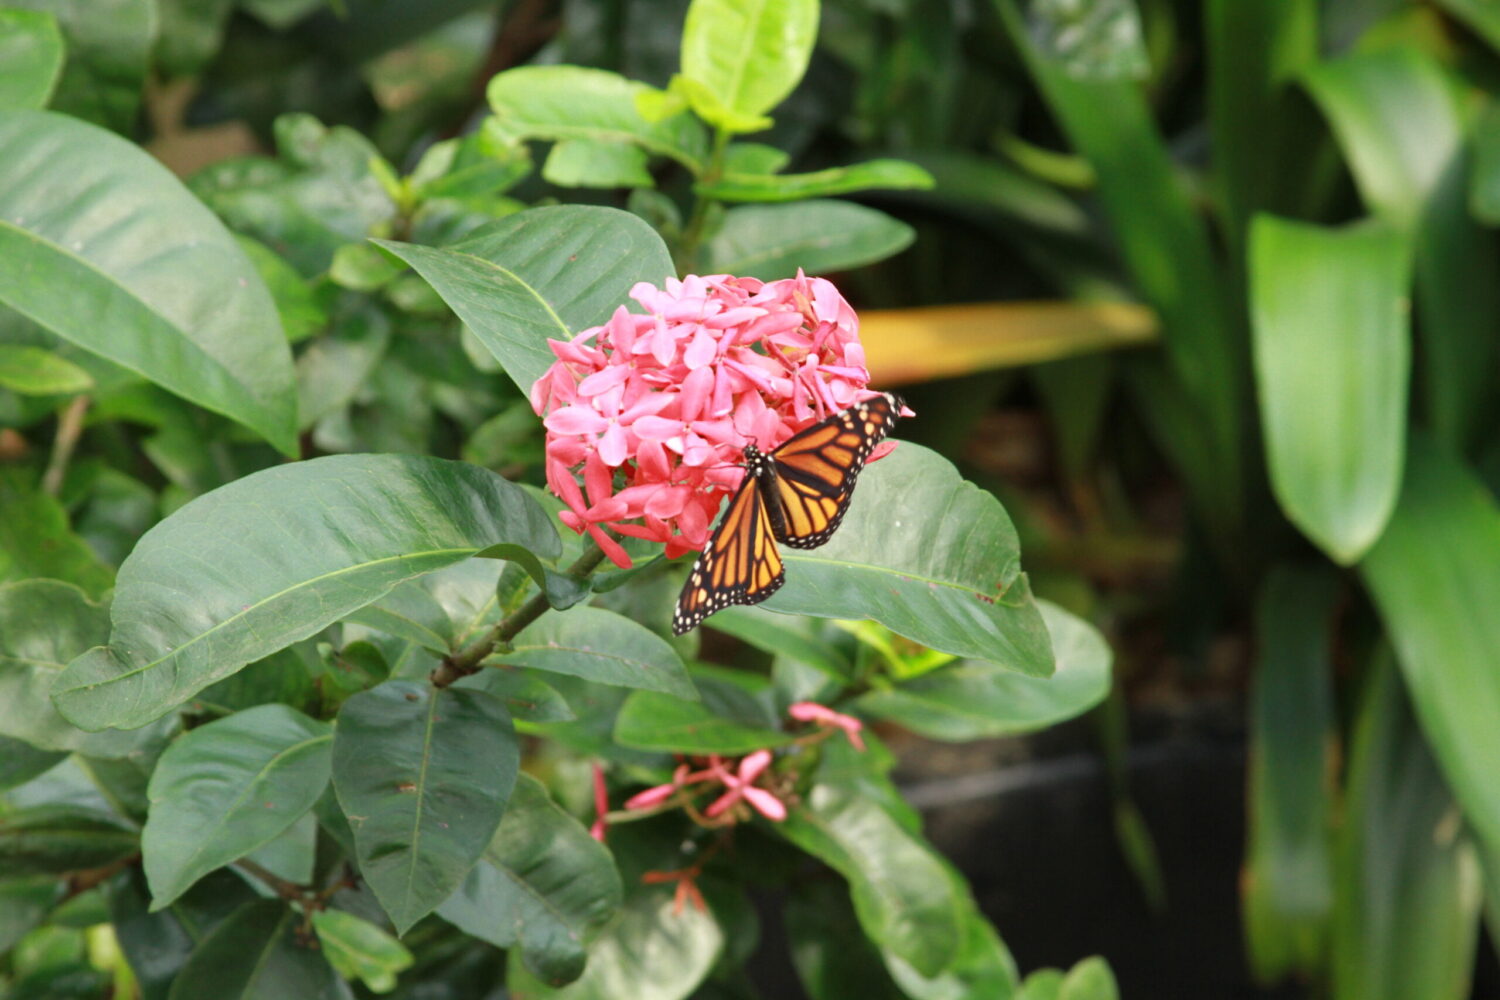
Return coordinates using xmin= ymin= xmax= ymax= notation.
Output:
xmin=672 ymin=475 xmax=786 ymax=635
xmin=766 ymin=393 xmax=901 ymax=549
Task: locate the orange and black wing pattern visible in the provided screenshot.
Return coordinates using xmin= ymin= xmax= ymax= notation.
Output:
xmin=766 ymin=393 xmax=901 ymax=549
xmin=671 ymin=473 xmax=786 ymax=635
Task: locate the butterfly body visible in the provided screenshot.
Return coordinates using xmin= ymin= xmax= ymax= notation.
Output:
xmin=672 ymin=393 xmax=903 ymax=635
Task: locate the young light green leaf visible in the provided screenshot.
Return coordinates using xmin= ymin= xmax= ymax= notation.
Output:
xmin=377 ymin=205 xmax=674 ymax=396
xmin=1249 ymin=216 xmax=1409 ymax=563
xmin=695 ymin=159 xmax=934 ymax=202
xmin=760 ymin=443 xmax=1055 ymax=677
xmin=142 ymin=705 xmax=332 ymax=910
xmin=703 ymin=201 xmax=915 ymax=281
xmin=332 ymin=681 xmax=519 ymax=935
xmin=0 ymin=10 xmax=63 ymax=111
xmin=496 ymin=606 xmax=697 ymax=699
xmin=0 ymin=345 xmax=93 ymax=395
xmin=167 ymin=898 xmax=345 ymax=1000
xmin=543 ymin=139 xmax=655 ymax=189
xmin=0 ymin=111 xmax=297 ymax=453
xmin=437 ymin=773 xmax=622 ymax=985
xmin=680 ymin=0 xmax=819 ymax=127
xmin=311 ymin=909 xmax=413 ymax=994
xmin=53 ymin=455 xmax=559 ymax=731
xmin=856 ymin=600 xmax=1107 ymax=740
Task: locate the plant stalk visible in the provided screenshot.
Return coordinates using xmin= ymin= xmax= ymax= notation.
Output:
xmin=42 ymin=395 xmax=91 ymax=496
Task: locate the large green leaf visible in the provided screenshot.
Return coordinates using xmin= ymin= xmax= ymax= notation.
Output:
xmin=142 ymin=706 xmax=332 ymax=910
xmin=702 ymin=201 xmax=915 ymax=281
xmin=0 ymin=471 xmax=113 ymax=597
xmin=488 ymin=66 xmax=708 ymax=172
xmin=1243 ymin=566 xmax=1338 ymax=983
xmin=1361 ymin=440 xmax=1500 ymax=860
xmin=5 ymin=0 xmax=150 ymax=132
xmin=0 ymin=579 xmax=172 ymax=757
xmin=332 ymin=680 xmax=519 ymax=935
xmin=166 ymin=899 xmax=346 ymax=1000
xmin=0 ymin=10 xmax=63 ymax=111
xmin=0 ymin=111 xmax=297 ymax=453
xmin=1249 ymin=215 xmax=1409 ymax=563
xmin=0 ymin=805 xmax=138 ymax=877
xmin=53 ymin=455 xmax=559 ymax=731
xmin=377 ymin=205 xmax=674 ymax=397
xmin=0 ymin=740 xmax=65 ymax=790
xmin=614 ymin=686 xmax=792 ymax=754
xmin=780 ymin=785 xmax=964 ymax=977
xmin=1331 ymin=656 xmax=1482 ymax=1000
xmin=679 ymin=0 xmax=819 ymax=128
xmin=504 ymin=886 xmax=722 ymax=1000
xmin=437 ymin=773 xmax=623 ymax=986
xmin=310 ymin=909 xmax=413 ymax=994
xmin=694 ymin=160 xmax=934 ymax=203
xmin=856 ymin=600 xmax=1107 ymax=740
xmin=495 ymin=606 xmax=696 ymax=700
xmin=759 ymin=443 xmax=1054 ymax=677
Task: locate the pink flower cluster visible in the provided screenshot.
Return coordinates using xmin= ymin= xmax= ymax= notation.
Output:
xmin=624 ymin=750 xmax=787 ymax=823
xmin=531 ymin=272 xmax=883 ymax=568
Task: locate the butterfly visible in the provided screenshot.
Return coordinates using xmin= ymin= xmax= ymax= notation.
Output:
xmin=672 ymin=392 xmax=904 ymax=635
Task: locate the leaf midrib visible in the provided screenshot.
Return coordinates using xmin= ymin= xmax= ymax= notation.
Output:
xmin=397 ymin=691 xmax=442 ymax=924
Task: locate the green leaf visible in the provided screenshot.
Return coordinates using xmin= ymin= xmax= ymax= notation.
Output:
xmin=332 ymin=680 xmax=519 ymax=935
xmin=167 ymin=899 xmax=345 ymax=1000
xmin=295 ymin=304 xmax=391 ymax=430
xmin=856 ymin=600 xmax=1108 ymax=740
xmin=882 ymin=874 xmax=1020 ymax=1000
xmin=1361 ymin=439 xmax=1500 ymax=862
xmin=614 ymin=688 xmax=792 ymax=754
xmin=0 ymin=579 xmax=173 ymax=756
xmin=310 ymin=909 xmax=413 ymax=994
xmin=679 ymin=0 xmax=819 ymax=126
xmin=0 ymin=739 xmax=65 ymax=790
xmin=1472 ymin=102 xmax=1500 ymax=225
xmin=1058 ymin=957 xmax=1119 ymax=1000
xmin=0 ymin=111 xmax=297 ymax=452
xmin=696 ymin=159 xmax=935 ymax=203
xmin=496 ymin=606 xmax=696 ymax=699
xmin=0 ymin=805 xmax=138 ymax=878
xmin=1434 ymin=0 xmax=1500 ymax=52
xmin=1331 ymin=654 xmax=1482 ymax=1000
xmin=488 ymin=66 xmax=708 ymax=173
xmin=153 ymin=0 xmax=233 ymax=77
xmin=5 ymin=0 xmax=151 ymax=133
xmin=0 ymin=10 xmax=63 ymax=111
xmin=376 ymin=205 xmax=674 ymax=397
xmin=109 ymin=867 xmax=259 ymax=1000
xmin=242 ymin=809 xmax=315 ymax=887
xmin=505 ymin=886 xmax=722 ymax=1000
xmin=760 ymin=443 xmax=1054 ymax=677
xmin=1243 ymin=566 xmax=1337 ymax=983
xmin=437 ymin=773 xmax=622 ymax=985
xmin=702 ymin=201 xmax=915 ymax=281
xmin=705 ymin=606 xmax=852 ymax=681
xmin=234 ymin=236 xmax=326 ymax=344
xmin=455 ymin=670 xmax=575 ymax=724
xmin=786 ymin=879 xmax=907 ymax=1000
xmin=780 ymin=784 xmax=963 ymax=976
xmin=1025 ymin=0 xmax=1147 ymax=81
xmin=329 ymin=242 xmax=404 ymax=292
xmin=52 ymin=454 xmax=559 ymax=731
xmin=141 ymin=705 xmax=332 ymax=910
xmin=543 ymin=139 xmax=655 ymax=189
xmin=0 ymin=877 xmax=61 ymax=953
xmin=0 ymin=471 xmax=113 ymax=597
xmin=1249 ymin=215 xmax=1410 ymax=563
xmin=0 ymin=345 xmax=92 ymax=394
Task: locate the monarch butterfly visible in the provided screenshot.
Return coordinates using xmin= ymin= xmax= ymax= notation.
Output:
xmin=672 ymin=392 xmax=904 ymax=635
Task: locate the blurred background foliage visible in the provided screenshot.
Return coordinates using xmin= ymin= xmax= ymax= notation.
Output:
xmin=4 ymin=0 xmax=1500 ymax=997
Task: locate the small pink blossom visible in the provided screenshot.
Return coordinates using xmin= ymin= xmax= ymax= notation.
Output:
xmin=789 ymin=701 xmax=866 ymax=751
xmin=589 ymin=762 xmax=610 ymax=842
xmin=532 ymin=272 xmax=899 ymax=568
xmin=704 ymin=750 xmax=788 ymax=821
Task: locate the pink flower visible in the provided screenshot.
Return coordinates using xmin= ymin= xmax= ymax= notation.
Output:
xmin=532 ymin=271 xmax=896 ymax=568
xmin=704 ymin=750 xmax=788 ymax=821
xmin=623 ymin=763 xmax=692 ymax=810
xmin=589 ymin=762 xmax=610 ymax=842
xmin=789 ymin=701 xmax=866 ymax=751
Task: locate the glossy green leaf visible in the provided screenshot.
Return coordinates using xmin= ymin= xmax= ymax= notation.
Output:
xmin=333 ymin=680 xmax=519 ymax=935
xmin=0 ymin=805 xmax=137 ymax=877
xmin=311 ymin=909 xmax=413 ymax=994
xmin=496 ymin=606 xmax=696 ymax=699
xmin=882 ymin=876 xmax=1020 ymax=1000
xmin=242 ymin=809 xmax=315 ymax=887
xmin=680 ymin=0 xmax=818 ymax=126
xmin=1331 ymin=655 xmax=1482 ymax=1000
xmin=110 ymin=867 xmax=259 ymax=1000
xmin=1244 ymin=566 xmax=1337 ymax=983
xmin=167 ymin=899 xmax=345 ymax=1000
xmin=1361 ymin=439 xmax=1500 ymax=860
xmin=6 ymin=0 xmax=150 ymax=132
xmin=0 ymin=471 xmax=113 ymax=597
xmin=1249 ymin=215 xmax=1409 ymax=563
xmin=0 ymin=345 xmax=92 ymax=395
xmin=614 ymin=688 xmax=792 ymax=754
xmin=702 ymin=201 xmax=915 ymax=281
xmin=377 ymin=205 xmax=674 ymax=397
xmin=0 ymin=10 xmax=62 ymax=111
xmin=705 ymin=606 xmax=852 ymax=681
xmin=760 ymin=443 xmax=1054 ymax=677
xmin=543 ymin=139 xmax=654 ymax=189
xmin=437 ymin=773 xmax=622 ymax=985
xmin=696 ymin=159 xmax=934 ymax=202
xmin=505 ymin=886 xmax=722 ymax=1000
xmin=856 ymin=600 xmax=1106 ymax=740
xmin=53 ymin=455 xmax=558 ymax=731
xmin=787 ymin=878 xmax=906 ymax=1000
xmin=488 ymin=66 xmax=708 ymax=172
xmin=455 ymin=670 xmax=574 ymax=724
xmin=0 ymin=579 xmax=172 ymax=756
xmin=142 ymin=705 xmax=332 ymax=910
xmin=0 ymin=112 xmax=296 ymax=452
xmin=779 ymin=784 xmax=964 ymax=977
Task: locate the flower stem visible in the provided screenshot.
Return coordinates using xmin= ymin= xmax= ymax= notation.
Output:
xmin=673 ymin=127 xmax=731 ymax=276
xmin=430 ymin=537 xmax=610 ymax=687
xmin=42 ymin=395 xmax=90 ymax=496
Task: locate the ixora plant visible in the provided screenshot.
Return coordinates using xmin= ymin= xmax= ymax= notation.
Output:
xmin=0 ymin=0 xmax=1120 ymax=997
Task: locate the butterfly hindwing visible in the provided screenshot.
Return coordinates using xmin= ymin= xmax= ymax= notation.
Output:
xmin=671 ymin=474 xmax=785 ymax=635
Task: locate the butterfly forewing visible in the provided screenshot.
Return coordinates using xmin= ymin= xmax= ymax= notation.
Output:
xmin=671 ymin=475 xmax=785 ymax=635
